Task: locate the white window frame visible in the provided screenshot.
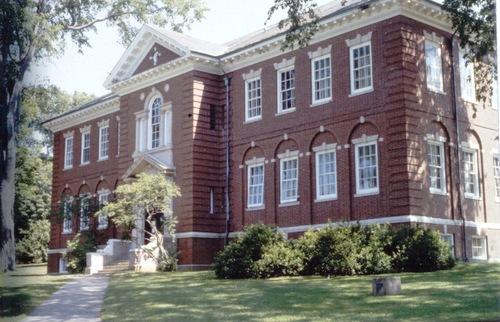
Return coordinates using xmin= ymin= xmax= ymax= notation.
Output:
xmin=97 ymin=190 xmax=109 ymax=229
xmin=493 ymin=155 xmax=500 ymax=202
xmin=247 ymin=164 xmax=265 ymax=208
xmin=64 ymin=136 xmax=74 ymax=169
xmin=350 ymin=42 xmax=373 ymax=95
xmin=463 ymin=148 xmax=480 ymax=199
xmin=99 ymin=126 xmax=109 ymax=160
xmin=280 ymin=155 xmax=299 ymax=204
xmin=472 ymin=236 xmax=487 ymax=260
xmin=315 ymin=146 xmax=337 ymax=200
xmin=459 ymin=55 xmax=476 ymax=102
xmin=354 ymin=138 xmax=379 ymax=196
xmin=311 ymin=55 xmax=332 ymax=104
xmin=245 ymin=77 xmax=262 ymax=122
xmin=62 ymin=198 xmax=72 ymax=234
xmin=149 ymin=96 xmax=162 ymax=149
xmin=81 ymin=132 xmax=91 ymax=165
xmin=428 ymin=141 xmax=447 ymax=194
xmin=425 ymin=40 xmax=444 ymax=92
xmin=79 ymin=196 xmax=90 ymax=231
xmin=277 ymin=67 xmax=296 ymax=114
xmin=440 ymin=233 xmax=455 ymax=256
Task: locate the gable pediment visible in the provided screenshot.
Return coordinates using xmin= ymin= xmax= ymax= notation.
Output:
xmin=122 ymin=153 xmax=175 ymax=182
xmin=132 ymin=43 xmax=181 ymax=76
xmin=104 ymin=25 xmax=191 ymax=89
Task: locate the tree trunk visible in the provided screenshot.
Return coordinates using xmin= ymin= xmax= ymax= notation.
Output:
xmin=1 ymin=80 xmax=21 ymax=272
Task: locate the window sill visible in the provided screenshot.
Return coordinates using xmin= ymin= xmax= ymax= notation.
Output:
xmin=315 ymin=196 xmax=337 ymax=203
xmin=354 ymin=190 xmax=379 ymax=198
xmin=80 ymin=162 xmax=90 ymax=167
xmin=246 ymin=206 xmax=265 ymax=211
xmin=279 ymin=201 xmax=300 ymax=207
xmin=430 ymin=190 xmax=449 ymax=196
xmin=275 ymin=108 xmax=296 ymax=116
xmin=62 ymin=231 xmax=72 ymax=235
xmin=427 ymin=88 xmax=446 ymax=95
xmin=464 ymin=194 xmax=481 ymax=201
xmin=98 ymin=157 xmax=109 ymax=162
xmin=349 ymin=88 xmax=373 ymax=97
xmin=461 ymin=97 xmax=477 ymax=104
xmin=310 ymin=98 xmax=332 ymax=108
xmin=244 ymin=117 xmax=262 ymax=124
xmin=97 ymin=226 xmax=108 ymax=230
xmin=63 ymin=166 xmax=73 ymax=171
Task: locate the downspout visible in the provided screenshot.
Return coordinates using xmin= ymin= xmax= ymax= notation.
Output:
xmin=450 ymin=33 xmax=468 ymax=261
xmin=224 ymin=75 xmax=231 ymax=246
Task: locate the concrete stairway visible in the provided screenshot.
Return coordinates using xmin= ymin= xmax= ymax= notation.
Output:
xmin=95 ymin=260 xmax=131 ymax=275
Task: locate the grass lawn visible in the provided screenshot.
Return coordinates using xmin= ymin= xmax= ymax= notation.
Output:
xmin=1 ymin=264 xmax=73 ymax=321
xmin=102 ymin=262 xmax=500 ymax=322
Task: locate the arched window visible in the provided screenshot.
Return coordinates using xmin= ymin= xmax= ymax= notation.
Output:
xmin=150 ymin=97 xmax=162 ymax=149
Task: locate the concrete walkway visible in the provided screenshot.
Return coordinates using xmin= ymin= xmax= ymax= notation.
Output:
xmin=23 ymin=275 xmax=109 ymax=322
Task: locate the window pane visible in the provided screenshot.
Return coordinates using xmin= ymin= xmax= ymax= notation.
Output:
xmin=151 ymin=97 xmax=162 ymax=149
xmin=248 ymin=165 xmax=264 ymax=207
xmin=246 ymin=79 xmax=262 ymax=120
xmin=313 ymin=57 xmax=331 ymax=102
xmin=281 ymin=158 xmax=298 ymax=202
xmin=317 ymin=151 xmax=337 ymax=198
xmin=425 ymin=42 xmax=443 ymax=91
xmin=351 ymin=44 xmax=372 ymax=92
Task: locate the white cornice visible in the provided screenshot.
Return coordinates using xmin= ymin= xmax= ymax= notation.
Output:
xmin=44 ymin=97 xmax=120 ymax=133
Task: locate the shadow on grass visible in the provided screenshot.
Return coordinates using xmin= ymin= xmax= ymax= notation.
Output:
xmin=102 ymin=263 xmax=500 ymax=322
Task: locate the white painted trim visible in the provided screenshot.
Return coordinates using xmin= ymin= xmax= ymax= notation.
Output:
xmin=48 ymin=248 xmax=72 ymax=254
xmin=175 ymin=232 xmax=224 ymax=239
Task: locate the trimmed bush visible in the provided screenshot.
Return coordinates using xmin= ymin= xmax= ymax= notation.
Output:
xmin=214 ymin=223 xmax=455 ymax=279
xmin=387 ymin=225 xmax=456 ymax=272
xmin=213 ymin=223 xmax=284 ymax=278
xmin=299 ymin=224 xmax=392 ymax=276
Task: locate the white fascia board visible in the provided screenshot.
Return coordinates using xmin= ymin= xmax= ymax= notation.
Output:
xmin=219 ymin=0 xmax=450 ymax=74
xmin=109 ymin=57 xmax=222 ymax=96
xmin=44 ymin=97 xmax=120 ymax=133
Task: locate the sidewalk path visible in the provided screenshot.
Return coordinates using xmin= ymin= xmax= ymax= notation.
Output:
xmin=23 ymin=275 xmax=109 ymax=322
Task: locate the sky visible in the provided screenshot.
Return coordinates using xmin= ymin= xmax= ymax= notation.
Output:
xmin=26 ymin=0 xmax=331 ymax=97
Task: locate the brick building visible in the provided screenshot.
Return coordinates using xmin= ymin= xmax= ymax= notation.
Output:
xmin=44 ymin=0 xmax=500 ymax=273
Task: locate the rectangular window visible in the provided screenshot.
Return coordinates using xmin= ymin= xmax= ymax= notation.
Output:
xmin=472 ymin=236 xmax=487 ymax=260
xmin=350 ymin=43 xmax=373 ymax=94
xmin=494 ymin=156 xmax=500 ymax=201
xmin=460 ymin=55 xmax=475 ymax=101
xmin=64 ymin=137 xmax=74 ymax=169
xmin=81 ymin=132 xmax=90 ymax=164
xmin=245 ymin=78 xmax=262 ymax=121
xmin=210 ymin=105 xmax=217 ymax=131
xmin=80 ymin=197 xmax=90 ymax=231
xmin=440 ymin=233 xmax=455 ymax=256
xmin=428 ymin=142 xmax=446 ymax=194
xmin=463 ymin=148 xmax=479 ymax=199
xmin=99 ymin=126 xmax=109 ymax=160
xmin=97 ymin=193 xmax=109 ymax=229
xmin=248 ymin=164 xmax=264 ymax=207
xmin=316 ymin=150 xmax=337 ymax=200
xmin=62 ymin=200 xmax=72 ymax=233
xmin=278 ymin=68 xmax=295 ymax=113
xmin=280 ymin=157 xmax=298 ymax=203
xmin=209 ymin=188 xmax=214 ymax=214
xmin=117 ymin=119 xmax=120 ymax=156
xmin=425 ymin=41 xmax=443 ymax=92
xmin=312 ymin=56 xmax=332 ymax=104
xmin=355 ymin=142 xmax=379 ymax=195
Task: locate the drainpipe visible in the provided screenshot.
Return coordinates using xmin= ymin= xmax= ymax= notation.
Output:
xmin=450 ymin=34 xmax=468 ymax=261
xmin=224 ymin=75 xmax=231 ymax=246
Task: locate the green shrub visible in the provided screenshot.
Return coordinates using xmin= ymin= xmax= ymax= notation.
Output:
xmin=387 ymin=225 xmax=456 ymax=272
xmin=255 ymin=239 xmax=304 ymax=278
xmin=213 ymin=223 xmax=284 ymax=278
xmin=299 ymin=224 xmax=392 ymax=276
xmin=66 ymin=231 xmax=97 ymax=274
